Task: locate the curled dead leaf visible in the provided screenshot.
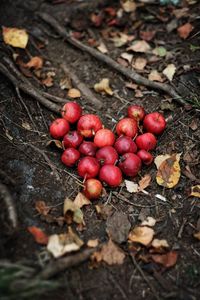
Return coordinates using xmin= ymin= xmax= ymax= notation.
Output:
xmin=63 ymin=198 xmax=84 ymax=225
xmin=190 ymin=185 xmax=200 ymax=198
xmin=156 ymin=153 xmax=181 ymax=188
xmin=97 ymin=42 xmax=108 ymax=54
xmin=94 ymin=78 xmax=113 ymax=96
xmin=132 ymin=57 xmax=147 ymax=70
xmin=74 ymin=192 xmax=91 ymax=208
xmin=141 ymin=217 xmax=156 ymax=227
xmin=138 ymin=174 xmax=151 ymax=191
xmin=151 ymin=251 xmax=178 ymax=268
xmin=162 ymin=64 xmax=176 ymax=81
xmin=87 ymin=239 xmax=99 ymax=248
xmin=68 ymin=88 xmax=81 ymax=98
xmin=151 ymin=239 xmax=169 ymax=248
xmin=92 ymin=239 xmax=125 ymax=265
xmin=28 ymin=226 xmax=48 ymax=245
xmin=24 ymin=56 xmax=43 ymax=70
xmin=35 ymin=200 xmax=51 ymax=216
xmin=148 ymin=70 xmax=163 ymax=82
xmin=47 ymin=227 xmax=83 ymax=258
xmin=46 ymin=139 xmax=64 ymax=149
xmin=128 ymin=40 xmax=151 ymax=53
xmin=2 ymin=27 xmax=29 ymax=48
xmin=177 ymin=23 xmax=193 ymax=39
xmin=128 ymin=226 xmax=155 ymax=246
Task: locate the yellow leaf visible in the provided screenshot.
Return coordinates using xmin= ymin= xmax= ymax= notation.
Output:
xmin=67 ymin=88 xmax=81 ymax=98
xmin=2 ymin=27 xmax=28 ymax=48
xmin=94 ymin=78 xmax=113 ymax=96
xmin=74 ymin=192 xmax=91 ymax=208
xmin=128 ymin=226 xmax=154 ymax=246
xmin=156 ymin=153 xmax=181 ymax=188
xmin=190 ymin=185 xmax=200 ymax=198
xmin=154 ymin=154 xmax=171 ymax=169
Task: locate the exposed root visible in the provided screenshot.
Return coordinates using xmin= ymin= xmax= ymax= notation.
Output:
xmin=39 ymin=247 xmax=96 ymax=279
xmin=37 ymin=12 xmax=186 ymax=106
xmin=0 ymin=183 xmax=18 ymax=229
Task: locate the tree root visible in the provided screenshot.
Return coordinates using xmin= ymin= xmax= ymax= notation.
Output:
xmin=61 ymin=64 xmax=102 ymax=109
xmin=0 ymin=183 xmax=18 ymax=230
xmin=37 ymin=12 xmax=186 ymax=106
xmin=39 ymin=247 xmax=96 ymax=279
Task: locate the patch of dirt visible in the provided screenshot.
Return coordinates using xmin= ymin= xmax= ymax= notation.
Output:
xmin=0 ymin=1 xmax=200 ymax=300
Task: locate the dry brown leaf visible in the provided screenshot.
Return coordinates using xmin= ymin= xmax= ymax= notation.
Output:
xmin=92 ymin=239 xmax=125 ymax=265
xmin=125 ymin=180 xmax=139 ymax=193
xmin=162 ymin=64 xmax=176 ymax=81
xmin=154 ymin=154 xmax=171 ymax=169
xmin=2 ymin=27 xmax=28 ymax=48
xmin=106 ymin=211 xmax=131 ymax=243
xmin=97 ymin=42 xmax=108 ymax=54
xmin=148 ymin=70 xmax=163 ymax=82
xmin=42 ymin=76 xmax=53 ymax=87
xmin=46 ymin=139 xmax=64 ymax=150
xmin=132 ymin=57 xmax=147 ymax=70
xmin=120 ymin=52 xmax=133 ymax=63
xmin=193 ymin=232 xmax=200 ymax=240
xmin=63 ymin=198 xmax=84 ymax=225
xmin=87 ymin=239 xmax=99 ymax=248
xmin=128 ymin=40 xmax=151 ymax=53
xmin=190 ymin=185 xmax=200 ymax=198
xmin=28 ymin=226 xmax=48 ymax=245
xmin=141 ymin=217 xmax=156 ymax=227
xmin=74 ymin=192 xmax=91 ymax=208
xmin=95 ymin=204 xmax=113 ymax=220
xmin=35 ymin=200 xmax=51 ymax=216
xmin=22 ymin=122 xmax=31 ymax=130
xmin=128 ymin=226 xmax=155 ymax=246
xmin=189 ymin=119 xmax=198 ymax=131
xmin=68 ymin=88 xmax=81 ymax=98
xmin=177 ymin=23 xmax=193 ymax=39
xmin=121 ymin=0 xmax=136 ymax=12
xmin=47 ymin=227 xmax=83 ymax=258
xmin=111 ymin=33 xmax=129 ymax=47
xmin=140 ymin=30 xmax=156 ymax=42
xmin=151 ymin=239 xmax=169 ymax=248
xmin=138 ymin=174 xmax=151 ymax=191
xmin=151 ymin=251 xmax=178 ymax=268
xmin=156 ymin=153 xmax=181 ymax=188
xmin=24 ymin=56 xmax=43 ymax=70
xmin=59 ymin=77 xmax=72 ymax=90
xmin=94 ymin=78 xmax=113 ymax=95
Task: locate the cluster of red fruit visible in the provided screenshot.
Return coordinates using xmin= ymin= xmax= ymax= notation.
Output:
xmin=49 ymin=102 xmax=166 ymax=199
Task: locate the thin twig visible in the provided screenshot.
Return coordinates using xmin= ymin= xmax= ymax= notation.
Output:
xmin=130 ymin=254 xmax=161 ymax=300
xmin=0 ymin=183 xmax=18 ymax=229
xmin=39 ymin=247 xmax=96 ymax=279
xmin=37 ymin=12 xmax=185 ymax=105
xmin=25 ymin=143 xmax=61 ymax=181
xmin=113 ymin=192 xmax=155 ymax=208
xmin=61 ymin=64 xmax=103 ymax=109
xmin=0 ymin=61 xmax=61 ymax=113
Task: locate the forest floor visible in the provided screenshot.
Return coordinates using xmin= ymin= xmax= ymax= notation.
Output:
xmin=0 ymin=0 xmax=200 ymax=299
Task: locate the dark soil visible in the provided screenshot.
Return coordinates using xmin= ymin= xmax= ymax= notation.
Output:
xmin=0 ymin=1 xmax=200 ymax=299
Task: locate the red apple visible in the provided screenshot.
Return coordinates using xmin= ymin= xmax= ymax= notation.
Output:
xmin=61 ymin=148 xmax=80 ymax=167
xmin=114 ymin=136 xmax=137 ymax=155
xmin=99 ymin=165 xmax=122 ymax=187
xmin=118 ymin=153 xmax=141 ymax=177
xmin=61 ymin=102 xmax=82 ymax=123
xmin=96 ymin=146 xmax=118 ymax=165
xmin=143 ymin=112 xmax=166 ymax=135
xmin=127 ymin=105 xmax=145 ymax=122
xmin=84 ymin=178 xmax=102 ymax=199
xmin=94 ymin=128 xmax=115 ymax=147
xmin=77 ymin=114 xmax=102 ymax=138
xmin=49 ymin=118 xmax=70 ymax=139
xmin=116 ymin=118 xmax=138 ymax=138
xmin=79 ymin=141 xmax=97 ymax=157
xmin=137 ymin=150 xmax=154 ymax=166
xmin=135 ymin=133 xmax=157 ymax=151
xmin=63 ymin=131 xmax=83 ymax=148
xmin=78 ymin=156 xmax=100 ymax=179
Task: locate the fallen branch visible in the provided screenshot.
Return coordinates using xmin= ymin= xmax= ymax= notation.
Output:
xmin=61 ymin=64 xmax=102 ymax=109
xmin=0 ymin=61 xmax=61 ymax=113
xmin=0 ymin=183 xmax=18 ymax=229
xmin=39 ymin=247 xmax=96 ymax=279
xmin=37 ymin=12 xmax=186 ymax=106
